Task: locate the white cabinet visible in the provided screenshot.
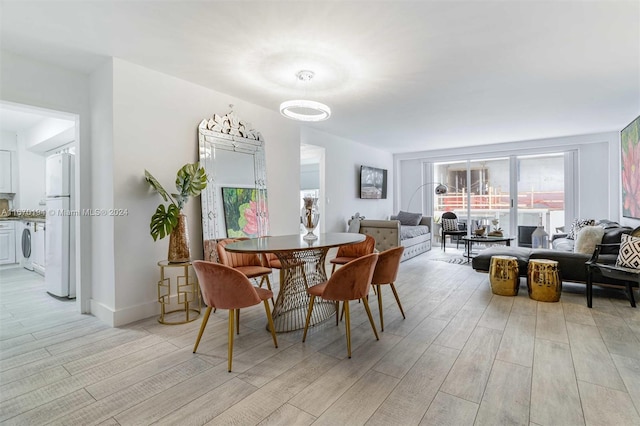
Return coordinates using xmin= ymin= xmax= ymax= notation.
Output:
xmin=32 ymin=222 xmax=45 ymax=275
xmin=0 ymin=151 xmax=13 ymax=193
xmin=0 ymin=221 xmax=16 ymax=265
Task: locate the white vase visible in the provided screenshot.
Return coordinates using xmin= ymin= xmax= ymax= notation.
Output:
xmin=532 ymin=226 xmax=549 ymax=249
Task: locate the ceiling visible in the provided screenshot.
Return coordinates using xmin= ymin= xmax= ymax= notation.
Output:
xmin=1 ymin=1 xmax=638 ymax=153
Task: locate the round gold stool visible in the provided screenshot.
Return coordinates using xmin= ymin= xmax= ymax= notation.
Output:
xmin=527 ymin=259 xmax=562 ymax=302
xmin=489 ymin=255 xmax=520 ymax=296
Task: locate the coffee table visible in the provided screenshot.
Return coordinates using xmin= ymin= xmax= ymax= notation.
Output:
xmin=461 ymin=235 xmax=515 ymax=261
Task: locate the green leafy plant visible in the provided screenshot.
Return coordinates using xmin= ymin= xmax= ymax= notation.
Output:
xmin=144 ymin=163 xmax=207 ymax=241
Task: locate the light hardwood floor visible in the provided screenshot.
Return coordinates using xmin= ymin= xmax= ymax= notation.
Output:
xmin=2 ymin=249 xmax=640 ymax=426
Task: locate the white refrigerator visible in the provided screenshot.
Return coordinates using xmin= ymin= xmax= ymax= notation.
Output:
xmin=45 ymin=153 xmax=74 ymax=298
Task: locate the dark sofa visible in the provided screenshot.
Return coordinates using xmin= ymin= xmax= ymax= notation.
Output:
xmin=472 ymin=223 xmax=633 ymax=285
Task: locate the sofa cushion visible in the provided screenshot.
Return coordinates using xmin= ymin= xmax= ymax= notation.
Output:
xmin=552 ymin=238 xmax=574 ymax=252
xmin=400 ymin=225 xmax=429 ymax=239
xmin=567 ymin=218 xmax=595 ymax=239
xmin=616 ymin=234 xmax=640 ymax=269
xmin=396 ymin=211 xmax=422 ymax=226
xmin=574 ymin=226 xmax=605 ymax=254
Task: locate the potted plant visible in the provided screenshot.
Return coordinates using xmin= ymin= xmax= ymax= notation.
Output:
xmin=144 ymin=162 xmax=207 ymax=262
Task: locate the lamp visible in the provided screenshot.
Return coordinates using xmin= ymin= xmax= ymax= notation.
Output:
xmin=280 ymin=70 xmax=331 ymax=122
xmin=406 ymin=182 xmax=448 ymax=212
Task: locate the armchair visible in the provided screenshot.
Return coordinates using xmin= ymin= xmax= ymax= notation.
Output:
xmin=586 ymin=227 xmax=640 ymax=308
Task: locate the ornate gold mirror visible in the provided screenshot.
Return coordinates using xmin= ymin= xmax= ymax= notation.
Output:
xmin=198 ymin=111 xmax=269 ymax=261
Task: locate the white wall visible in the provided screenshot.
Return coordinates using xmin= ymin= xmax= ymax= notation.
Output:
xmin=0 ymin=50 xmax=92 ymax=313
xmin=0 ymin=130 xmax=18 ymax=150
xmin=301 ymin=127 xmax=394 ymax=231
xmin=107 ymin=58 xmax=300 ymax=325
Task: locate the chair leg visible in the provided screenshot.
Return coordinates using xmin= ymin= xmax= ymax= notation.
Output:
xmin=236 ymin=309 xmax=240 ymax=335
xmin=344 ymin=300 xmax=352 ymax=358
xmin=331 ymin=264 xmax=336 ymax=274
xmin=376 ymin=284 xmax=384 ymax=332
xmin=302 ymin=295 xmax=316 ymax=342
xmin=335 ymin=301 xmax=340 ymax=326
xmin=193 ymin=306 xmax=212 ymax=353
xmin=362 ymin=297 xmax=379 ymax=341
xmin=262 ymin=275 xmax=275 ymax=306
xmin=586 ymin=266 xmax=593 ymax=308
xmin=228 ymin=309 xmax=235 ymax=372
xmin=390 ymin=282 xmax=406 ymax=319
xmin=263 ymin=300 xmax=278 ymax=348
xmin=626 ymin=281 xmax=637 ymax=308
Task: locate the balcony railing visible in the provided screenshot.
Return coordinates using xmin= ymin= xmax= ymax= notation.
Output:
xmin=435 ymin=189 xmax=564 ymax=211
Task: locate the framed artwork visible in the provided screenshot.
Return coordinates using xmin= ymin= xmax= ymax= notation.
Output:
xmin=621 ymin=115 xmax=640 ymax=219
xmin=221 ymin=187 xmax=267 ymax=238
xmin=359 ymin=165 xmax=387 ymax=199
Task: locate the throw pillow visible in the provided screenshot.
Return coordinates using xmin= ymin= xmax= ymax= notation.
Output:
xmin=616 ymin=234 xmax=640 ymax=269
xmin=442 ymin=218 xmax=459 ymax=231
xmin=573 ymin=226 xmax=605 ymax=254
xmin=396 ymin=211 xmax=422 ymax=226
xmin=567 ymin=218 xmax=595 ymax=240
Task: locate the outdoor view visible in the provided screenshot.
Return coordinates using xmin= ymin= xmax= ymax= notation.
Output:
xmin=433 ymin=154 xmax=565 ymax=241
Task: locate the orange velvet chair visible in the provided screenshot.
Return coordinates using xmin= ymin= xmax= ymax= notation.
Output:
xmin=371 ymin=246 xmax=405 ymax=331
xmin=217 ymin=238 xmax=274 ymax=304
xmin=192 ymin=261 xmax=278 ymax=372
xmin=303 ymin=253 xmax=379 ymax=358
xmin=329 ymin=234 xmax=376 ymax=274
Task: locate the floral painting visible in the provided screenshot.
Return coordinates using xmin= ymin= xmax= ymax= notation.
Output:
xmin=221 ymin=187 xmax=267 ymax=238
xmin=621 ymin=115 xmax=640 ymax=219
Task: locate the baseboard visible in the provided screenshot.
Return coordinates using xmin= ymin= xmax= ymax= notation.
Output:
xmin=91 ymin=299 xmax=160 ymax=327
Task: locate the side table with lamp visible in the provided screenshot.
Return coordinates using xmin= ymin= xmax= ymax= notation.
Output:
xmin=157 ymin=260 xmax=201 ymax=324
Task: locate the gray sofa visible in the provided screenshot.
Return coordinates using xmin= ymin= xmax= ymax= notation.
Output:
xmin=472 ymin=221 xmax=633 ymax=285
xmin=357 ymin=216 xmax=432 ymax=261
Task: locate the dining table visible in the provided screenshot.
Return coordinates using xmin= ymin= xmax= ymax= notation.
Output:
xmin=224 ymin=232 xmax=366 ymax=332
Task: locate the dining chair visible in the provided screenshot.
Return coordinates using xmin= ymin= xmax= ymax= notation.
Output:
xmin=192 ymin=261 xmax=278 ymax=372
xmin=217 ymin=238 xmax=274 ymax=306
xmin=441 ymin=211 xmax=466 ymax=251
xmin=303 ymin=253 xmax=379 ymax=358
xmin=329 ymin=234 xmax=376 ymax=274
xmin=371 ymin=246 xmax=405 ymax=332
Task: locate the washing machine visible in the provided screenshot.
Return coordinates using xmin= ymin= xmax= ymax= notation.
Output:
xmin=20 ymin=221 xmax=33 ymax=271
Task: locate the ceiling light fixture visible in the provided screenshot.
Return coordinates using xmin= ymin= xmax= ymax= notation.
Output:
xmin=280 ymin=70 xmax=331 ymax=122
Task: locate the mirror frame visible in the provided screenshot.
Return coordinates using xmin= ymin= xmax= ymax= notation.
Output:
xmin=198 ymin=112 xmax=269 ymax=261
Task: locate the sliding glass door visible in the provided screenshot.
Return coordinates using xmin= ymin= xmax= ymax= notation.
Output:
xmin=433 ymin=153 xmax=565 ymax=246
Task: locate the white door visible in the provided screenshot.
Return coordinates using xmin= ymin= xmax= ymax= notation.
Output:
xmin=0 ymin=229 xmax=16 ymax=264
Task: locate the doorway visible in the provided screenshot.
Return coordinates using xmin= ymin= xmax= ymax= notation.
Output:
xmin=0 ymin=100 xmax=82 ymax=311
xmin=300 ymin=144 xmax=325 ymax=234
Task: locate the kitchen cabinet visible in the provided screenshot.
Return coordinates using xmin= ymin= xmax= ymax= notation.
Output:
xmin=0 ymin=151 xmax=13 ymax=193
xmin=32 ymin=222 xmax=45 ymax=275
xmin=0 ymin=221 xmax=16 ymax=265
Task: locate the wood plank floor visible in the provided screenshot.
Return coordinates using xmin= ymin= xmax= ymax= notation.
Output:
xmin=2 ymin=248 xmax=640 ymax=426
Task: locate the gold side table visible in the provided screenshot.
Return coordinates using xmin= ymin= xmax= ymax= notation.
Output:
xmin=157 ymin=260 xmax=201 ymax=324
xmin=527 ymin=259 xmax=562 ymax=302
xmin=489 ymin=255 xmax=520 ymax=296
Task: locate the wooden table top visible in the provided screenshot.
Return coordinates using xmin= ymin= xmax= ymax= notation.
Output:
xmin=224 ymin=233 xmax=365 ymax=253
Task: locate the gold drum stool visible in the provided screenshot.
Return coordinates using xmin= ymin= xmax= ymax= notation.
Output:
xmin=489 ymin=255 xmax=520 ymax=296
xmin=527 ymin=259 xmax=562 ymax=302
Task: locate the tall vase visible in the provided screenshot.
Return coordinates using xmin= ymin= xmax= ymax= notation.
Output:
xmin=168 ymin=213 xmax=190 ymax=263
xmin=301 ymin=196 xmax=320 ymax=240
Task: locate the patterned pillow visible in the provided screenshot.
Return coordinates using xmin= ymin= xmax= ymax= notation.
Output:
xmin=616 ymin=234 xmax=640 ymax=269
xmin=442 ymin=218 xmax=459 ymax=231
xmin=567 ymin=218 xmax=595 ymax=240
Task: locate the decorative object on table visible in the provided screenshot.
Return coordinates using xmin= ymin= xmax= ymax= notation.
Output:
xmin=488 ymin=218 xmax=503 ymax=237
xmin=527 ymin=259 xmax=561 ymax=302
xmin=621 ymin=114 xmax=640 ymax=219
xmin=221 ymin=187 xmax=267 ymax=238
xmin=280 ymin=70 xmax=331 ymax=122
xmin=301 ymin=196 xmax=320 ymax=240
xmin=145 ymin=163 xmax=207 ymax=263
xmin=474 ymin=226 xmax=486 ymax=237
xmin=531 ymin=216 xmax=549 ymax=249
xmin=489 ymin=255 xmax=519 ymax=296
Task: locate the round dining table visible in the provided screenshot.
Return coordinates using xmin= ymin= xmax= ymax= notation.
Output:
xmin=225 ymin=232 xmax=365 ymax=332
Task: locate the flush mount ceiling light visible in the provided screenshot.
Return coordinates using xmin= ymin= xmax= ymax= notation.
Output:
xmin=280 ymin=70 xmax=331 ymax=122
